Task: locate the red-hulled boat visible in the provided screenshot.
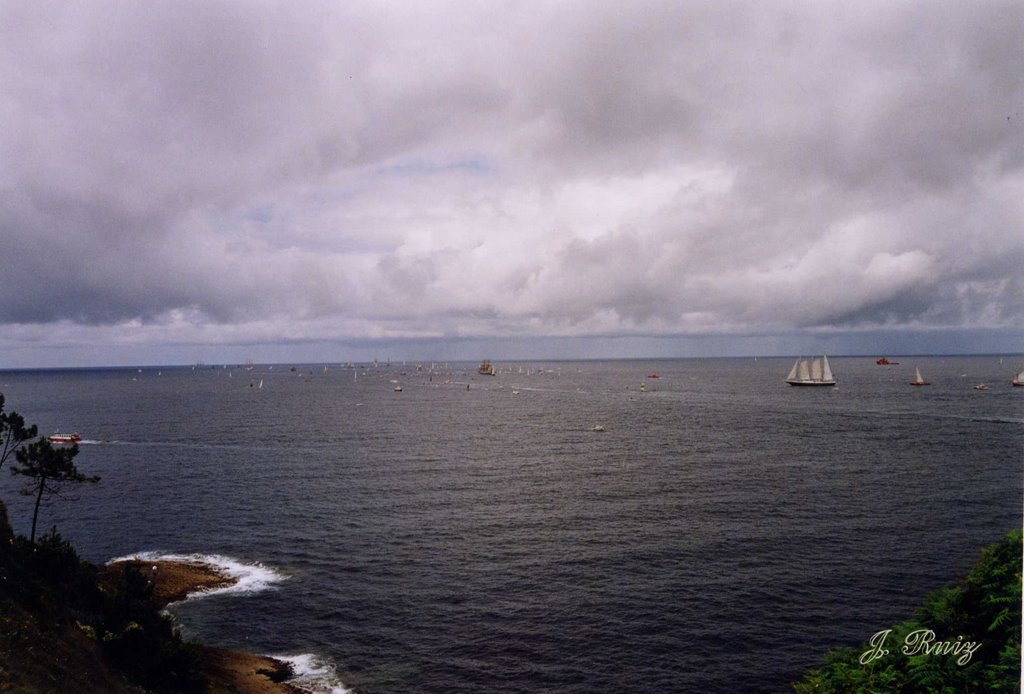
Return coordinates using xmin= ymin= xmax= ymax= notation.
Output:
xmin=876 ymin=357 xmax=899 ymax=365
xmin=49 ymin=432 xmax=82 ymax=445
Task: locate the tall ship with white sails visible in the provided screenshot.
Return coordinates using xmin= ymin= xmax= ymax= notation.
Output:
xmin=786 ymin=355 xmax=837 ymax=386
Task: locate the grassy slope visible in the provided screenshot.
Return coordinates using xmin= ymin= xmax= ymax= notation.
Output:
xmin=0 ymin=595 xmax=142 ymax=694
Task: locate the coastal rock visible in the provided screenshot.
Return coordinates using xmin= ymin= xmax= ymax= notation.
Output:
xmin=102 ymin=559 xmax=235 ymax=609
xmin=103 ymin=558 xmax=301 ymax=693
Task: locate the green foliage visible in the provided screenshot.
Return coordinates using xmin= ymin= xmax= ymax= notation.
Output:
xmin=0 ymin=526 xmax=207 ymax=692
xmin=99 ymin=563 xmax=207 ymax=693
xmin=0 ymin=505 xmax=206 ymax=692
xmin=788 ymin=530 xmax=1023 ymax=693
xmin=10 ymin=438 xmax=100 ymax=544
xmin=0 ymin=527 xmax=103 ymax=623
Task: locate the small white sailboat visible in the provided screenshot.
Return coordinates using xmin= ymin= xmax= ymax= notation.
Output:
xmin=786 ymin=355 xmax=837 ymax=386
xmin=910 ymin=367 xmax=930 ymax=386
xmin=1013 ymin=369 xmax=1024 ymax=387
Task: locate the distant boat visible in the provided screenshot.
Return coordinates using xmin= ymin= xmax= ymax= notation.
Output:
xmin=974 ymin=384 xmax=989 ymax=391
xmin=591 ymin=425 xmax=605 ymax=432
xmin=49 ymin=432 xmax=82 ymax=445
xmin=648 ymin=373 xmax=659 ymax=379
xmin=910 ymin=367 xmax=930 ymax=386
xmin=1013 ymin=369 xmax=1024 ymax=387
xmin=478 ymin=360 xmax=496 ymax=376
xmin=786 ymin=356 xmax=837 ymax=386
xmin=394 ymin=385 xmax=403 ymax=392
xmin=876 ymin=357 xmax=899 ymax=365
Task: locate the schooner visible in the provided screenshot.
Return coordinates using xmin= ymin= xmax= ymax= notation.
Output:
xmin=786 ymin=355 xmax=837 ymax=386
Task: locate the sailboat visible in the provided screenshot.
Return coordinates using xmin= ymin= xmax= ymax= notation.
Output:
xmin=786 ymin=355 xmax=837 ymax=386
xmin=910 ymin=367 xmax=930 ymax=386
xmin=1013 ymin=369 xmax=1024 ymax=387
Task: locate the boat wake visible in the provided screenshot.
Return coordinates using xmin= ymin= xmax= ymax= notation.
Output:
xmin=105 ymin=551 xmax=286 ymax=600
xmin=853 ymin=409 xmax=1024 ymax=427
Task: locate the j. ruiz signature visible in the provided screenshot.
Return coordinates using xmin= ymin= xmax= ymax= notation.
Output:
xmin=860 ymin=629 xmax=982 ymax=666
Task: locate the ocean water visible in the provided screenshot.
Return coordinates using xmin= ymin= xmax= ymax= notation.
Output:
xmin=0 ymin=356 xmax=1020 ymax=693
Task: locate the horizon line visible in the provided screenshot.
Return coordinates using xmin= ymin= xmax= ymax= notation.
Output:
xmin=2 ymin=352 xmax=1023 ymax=372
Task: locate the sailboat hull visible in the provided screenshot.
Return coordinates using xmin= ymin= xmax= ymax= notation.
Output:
xmin=786 ymin=380 xmax=837 ymax=386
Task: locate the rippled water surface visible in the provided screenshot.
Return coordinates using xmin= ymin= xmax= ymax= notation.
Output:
xmin=1 ymin=357 xmax=1021 ymax=692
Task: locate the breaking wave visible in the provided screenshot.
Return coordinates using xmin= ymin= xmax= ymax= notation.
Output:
xmin=105 ymin=551 xmax=286 ymax=601
xmin=273 ymin=653 xmax=353 ymax=694
xmin=106 ymin=553 xmax=350 ymax=692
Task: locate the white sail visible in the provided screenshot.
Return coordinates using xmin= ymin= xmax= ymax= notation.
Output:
xmin=787 ymin=359 xmax=799 ymax=380
xmin=798 ymin=360 xmax=810 ymax=381
xmin=787 ymin=354 xmax=836 ymax=385
xmin=915 ymin=367 xmax=923 ymax=384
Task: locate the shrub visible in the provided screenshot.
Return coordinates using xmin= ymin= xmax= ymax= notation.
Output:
xmin=789 ymin=530 xmax=1022 ymax=693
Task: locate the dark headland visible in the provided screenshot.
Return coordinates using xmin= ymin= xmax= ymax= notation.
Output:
xmin=0 ymin=500 xmax=300 ymax=693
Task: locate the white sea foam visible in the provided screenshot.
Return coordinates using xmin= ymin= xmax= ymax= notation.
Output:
xmin=105 ymin=551 xmax=286 ymax=602
xmin=273 ymin=653 xmax=353 ymax=694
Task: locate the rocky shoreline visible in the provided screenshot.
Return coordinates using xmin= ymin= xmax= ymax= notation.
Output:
xmin=104 ymin=559 xmax=301 ymax=694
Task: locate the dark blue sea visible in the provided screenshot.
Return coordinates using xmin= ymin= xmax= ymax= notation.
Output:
xmin=0 ymin=356 xmax=1021 ymax=693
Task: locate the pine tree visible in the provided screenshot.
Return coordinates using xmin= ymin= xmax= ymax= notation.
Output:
xmin=0 ymin=394 xmax=38 ymax=473
xmin=10 ymin=439 xmax=99 ymax=544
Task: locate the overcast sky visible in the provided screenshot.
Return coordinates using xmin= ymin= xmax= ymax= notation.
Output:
xmin=1 ymin=0 xmax=1021 ymax=367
